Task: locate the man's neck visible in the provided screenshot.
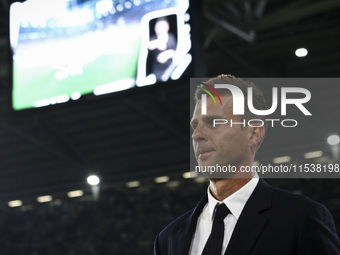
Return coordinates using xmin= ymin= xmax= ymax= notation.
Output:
xmin=209 ymin=175 xmax=253 ymax=201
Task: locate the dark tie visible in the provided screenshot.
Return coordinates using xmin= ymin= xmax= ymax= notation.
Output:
xmin=202 ymin=203 xmax=230 ymax=255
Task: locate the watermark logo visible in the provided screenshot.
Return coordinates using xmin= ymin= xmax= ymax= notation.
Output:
xmin=190 ymin=78 xmax=338 ymax=179
xmin=198 ymin=82 xmax=222 ymax=115
xmin=197 ymin=83 xmax=312 ymax=128
xmin=200 ymin=84 xmax=312 ymax=116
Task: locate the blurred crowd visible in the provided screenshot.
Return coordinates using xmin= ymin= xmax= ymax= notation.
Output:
xmin=0 ymin=178 xmax=339 ymax=255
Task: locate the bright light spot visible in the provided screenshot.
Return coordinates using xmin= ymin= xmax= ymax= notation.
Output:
xmin=182 ymin=172 xmax=190 ymax=178
xmin=116 ymin=4 xmax=123 ymax=11
xmin=182 ymin=171 xmax=198 ymax=179
xmin=166 ymin=181 xmax=180 ymax=188
xmin=295 ymin=48 xmax=308 ymax=57
xmin=57 ymin=95 xmax=69 ymax=103
xmin=34 ymin=98 xmax=50 ymax=108
xmin=71 ymin=91 xmax=81 ymax=100
xmin=273 ymin=156 xmax=291 ymax=164
xmin=304 ymin=150 xmax=323 ymax=159
xmin=126 ymin=181 xmax=140 ymax=188
xmin=133 ymin=0 xmax=140 ymax=5
xmin=37 ymin=195 xmax=53 ymax=203
xmin=154 ymin=176 xmax=169 ymax=183
xmin=117 ymin=18 xmax=125 ymax=26
xmin=50 ymin=97 xmax=58 ymax=105
xmin=125 ymin=1 xmax=132 ymax=8
xmin=195 ymin=177 xmax=208 ymax=183
xmin=67 ymin=190 xmax=84 ymax=198
xmin=96 ymin=0 xmax=113 ymax=14
xmin=8 ymin=200 xmax=23 ymax=207
xmin=328 ymin=135 xmax=340 ymax=145
xmin=87 ymin=175 xmax=100 ymax=185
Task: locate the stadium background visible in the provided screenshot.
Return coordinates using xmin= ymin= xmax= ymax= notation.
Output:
xmin=0 ymin=0 xmax=340 ymax=254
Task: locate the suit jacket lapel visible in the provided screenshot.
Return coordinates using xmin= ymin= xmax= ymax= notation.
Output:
xmin=225 ymin=179 xmax=273 ymax=255
xmin=171 ymin=194 xmax=208 ymax=255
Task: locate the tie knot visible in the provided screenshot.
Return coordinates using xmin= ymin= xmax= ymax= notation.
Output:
xmin=214 ymin=203 xmax=230 ymax=221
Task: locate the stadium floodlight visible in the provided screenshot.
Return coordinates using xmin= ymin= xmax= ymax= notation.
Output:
xmin=126 ymin=181 xmax=140 ymax=188
xmin=327 ymin=135 xmax=340 ymax=146
xmin=295 ymin=48 xmax=308 ymax=57
xmin=67 ymin=190 xmax=84 ymax=198
xmin=182 ymin=171 xmax=198 ymax=179
xmin=304 ymin=150 xmax=323 ymax=159
xmin=154 ymin=176 xmax=169 ymax=183
xmin=8 ymin=200 xmax=23 ymax=207
xmin=37 ymin=195 xmax=53 ymax=203
xmin=87 ymin=175 xmax=100 ymax=185
xmin=273 ymin=156 xmax=291 ymax=164
xmin=166 ymin=180 xmax=180 ymax=188
xmin=195 ymin=177 xmax=208 ymax=183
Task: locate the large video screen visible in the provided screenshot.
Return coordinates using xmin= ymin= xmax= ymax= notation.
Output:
xmin=10 ymin=0 xmax=192 ymax=110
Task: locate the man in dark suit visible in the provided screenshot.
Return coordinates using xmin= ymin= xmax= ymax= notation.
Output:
xmin=154 ymin=75 xmax=340 ymax=255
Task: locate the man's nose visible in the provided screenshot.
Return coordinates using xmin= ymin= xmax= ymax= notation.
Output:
xmin=192 ymin=124 xmax=208 ymax=142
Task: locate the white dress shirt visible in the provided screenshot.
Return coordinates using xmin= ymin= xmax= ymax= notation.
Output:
xmin=189 ymin=174 xmax=259 ymax=255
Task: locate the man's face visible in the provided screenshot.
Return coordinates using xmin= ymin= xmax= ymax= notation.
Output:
xmin=191 ymin=95 xmax=251 ymax=169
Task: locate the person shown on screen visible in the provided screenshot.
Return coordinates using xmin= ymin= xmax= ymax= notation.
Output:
xmin=148 ymin=17 xmax=176 ymax=82
xmin=154 ymin=74 xmax=340 ymax=255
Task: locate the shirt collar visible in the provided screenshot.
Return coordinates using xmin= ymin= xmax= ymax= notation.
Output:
xmin=207 ymin=173 xmax=259 ymax=221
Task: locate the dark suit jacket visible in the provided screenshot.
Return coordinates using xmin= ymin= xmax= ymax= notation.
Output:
xmin=154 ymin=179 xmax=340 ymax=255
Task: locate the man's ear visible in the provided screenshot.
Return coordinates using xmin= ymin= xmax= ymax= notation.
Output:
xmin=248 ymin=125 xmax=265 ymax=148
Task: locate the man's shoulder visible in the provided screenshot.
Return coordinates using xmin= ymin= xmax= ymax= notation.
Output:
xmin=158 ymin=208 xmax=195 ymax=238
xmin=251 ymin=179 xmax=332 ymax=221
xmin=268 ymin=182 xmax=331 ymax=215
xmin=155 ymin=207 xmax=200 ymax=255
xmin=157 ymin=192 xmax=208 ymax=240
xmin=265 ymin=182 xmax=340 ymax=253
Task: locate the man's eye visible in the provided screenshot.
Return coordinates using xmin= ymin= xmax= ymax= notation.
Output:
xmin=207 ymin=119 xmax=215 ymax=126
